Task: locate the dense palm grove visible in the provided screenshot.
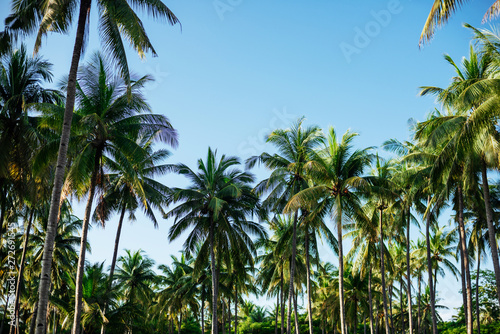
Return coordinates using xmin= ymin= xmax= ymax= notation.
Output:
xmin=2 ymin=1 xmax=500 ymax=334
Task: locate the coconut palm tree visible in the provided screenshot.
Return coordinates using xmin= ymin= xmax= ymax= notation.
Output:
xmin=1 ymin=2 xmax=180 ymax=331
xmin=246 ymin=117 xmax=324 ymax=334
xmin=167 ymin=147 xmax=265 ymax=334
xmin=286 ymin=127 xmax=373 ymax=334
xmin=54 ymin=52 xmax=177 ymax=334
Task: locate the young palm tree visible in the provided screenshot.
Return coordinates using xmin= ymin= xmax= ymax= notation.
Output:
xmin=56 ymin=53 xmax=177 ymax=334
xmin=287 ymin=127 xmax=373 ymax=334
xmin=246 ymin=117 xmax=324 ymax=334
xmin=1 ymin=3 xmax=180 ymax=331
xmin=167 ymin=147 xmax=265 ymax=334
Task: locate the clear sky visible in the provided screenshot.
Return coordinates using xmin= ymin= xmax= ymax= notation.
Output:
xmin=1 ymin=0 xmax=495 ymax=320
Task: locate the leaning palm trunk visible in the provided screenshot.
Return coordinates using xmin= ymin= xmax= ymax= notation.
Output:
xmin=210 ymin=220 xmax=218 ymax=334
xmin=72 ymin=152 xmax=101 ymax=334
xmin=35 ymin=1 xmax=91 ymax=333
xmin=459 ymin=231 xmax=468 ymax=328
xmin=417 ymin=273 xmax=421 ymax=334
xmin=10 ymin=208 xmax=34 ymax=334
xmin=293 ymin=288 xmax=299 ymax=334
xmin=481 ymin=161 xmax=500 ymax=307
xmin=379 ymin=208 xmax=390 ymax=334
xmin=425 ymin=198 xmax=438 ymax=334
xmin=305 ymin=227 xmax=314 ymax=334
xmin=405 ymin=209 xmax=414 ymax=334
xmin=457 ymin=185 xmax=473 ymax=334
xmin=101 ymin=202 xmax=127 ymax=334
xmin=235 ymin=286 xmax=238 ymax=334
xmin=287 ymin=213 xmax=298 ymax=334
xmin=368 ymin=267 xmax=374 ymax=334
xmin=281 ymin=271 xmax=285 ymax=334
xmin=337 ymin=201 xmax=347 ymax=334
xmin=275 ymin=294 xmax=279 ymax=334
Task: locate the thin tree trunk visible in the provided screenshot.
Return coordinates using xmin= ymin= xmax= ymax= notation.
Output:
xmin=178 ymin=313 xmax=182 ymax=334
xmin=222 ymin=299 xmax=226 ymax=334
xmin=459 ymin=231 xmax=468 ymax=329
xmin=417 ymin=273 xmax=421 ymax=334
xmin=337 ymin=201 xmax=347 ymax=334
xmin=34 ymin=1 xmax=91 ymax=333
xmin=71 ymin=151 xmax=100 ymax=334
xmin=406 ymin=209 xmax=413 ymax=334
xmin=476 ymin=248 xmax=481 ymax=334
xmin=379 ymin=208 xmax=391 ymax=334
xmin=202 ymin=292 xmax=205 ymax=334
xmin=101 ymin=202 xmax=127 ymax=334
xmin=287 ymin=213 xmax=298 ymax=334
xmin=389 ymin=284 xmax=394 ymax=334
xmin=425 ymin=197 xmax=438 ymax=334
xmin=369 ymin=267 xmax=375 ymax=334
xmin=293 ymin=288 xmax=299 ymax=334
xmin=433 ymin=267 xmax=438 ymax=304
xmin=364 ymin=314 xmax=367 ymax=334
xmin=275 ymin=293 xmax=279 ymax=334
xmin=210 ymin=218 xmax=218 ymax=334
xmin=480 ymin=161 xmax=500 ymax=307
xmin=228 ymin=297 xmax=232 ymax=334
xmin=457 ymin=185 xmax=473 ymax=334
xmin=281 ymin=270 xmax=285 ymax=334
xmin=30 ymin=303 xmax=37 ymax=334
xmin=305 ymin=226 xmax=313 ymax=334
xmin=10 ymin=208 xmax=34 ymax=334
xmin=235 ymin=286 xmax=238 ymax=334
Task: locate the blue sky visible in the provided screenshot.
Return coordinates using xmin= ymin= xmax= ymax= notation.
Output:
xmin=1 ymin=0 xmax=495 ymax=320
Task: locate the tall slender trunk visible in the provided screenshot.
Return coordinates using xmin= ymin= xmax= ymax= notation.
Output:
xmin=480 ymin=161 xmax=500 ymax=307
xmin=337 ymin=200 xmax=346 ymax=334
xmin=275 ymin=293 xmax=279 ymax=334
xmin=433 ymin=267 xmax=438 ymax=303
xmin=417 ymin=274 xmax=421 ymax=334
xmin=178 ymin=313 xmax=182 ymax=334
xmin=210 ymin=218 xmax=218 ymax=334
xmin=476 ymin=248 xmax=481 ymax=334
xmin=101 ymin=202 xmax=127 ymax=334
xmin=222 ymin=299 xmax=226 ymax=334
xmin=293 ymin=288 xmax=299 ymax=334
xmin=10 ymin=208 xmax=34 ymax=334
xmin=389 ymin=284 xmax=394 ymax=334
xmin=457 ymin=185 xmax=473 ymax=334
xmin=406 ymin=209 xmax=413 ymax=334
xmin=369 ymin=267 xmax=375 ymax=334
xmin=201 ymin=292 xmax=205 ymax=334
xmin=281 ymin=270 xmax=285 ymax=334
xmin=379 ymin=208 xmax=390 ymax=334
xmin=30 ymin=303 xmax=38 ymax=334
xmin=400 ymin=277 xmax=404 ymax=334
xmin=235 ymin=286 xmax=238 ymax=334
xmin=459 ymin=231 xmax=468 ymax=329
xmin=71 ymin=151 xmax=100 ymax=334
xmin=425 ymin=197 xmax=438 ymax=334
xmin=228 ymin=297 xmax=232 ymax=334
xmin=305 ymin=226 xmax=313 ymax=334
xmin=287 ymin=213 xmax=298 ymax=334
xmin=34 ymin=1 xmax=91 ymax=332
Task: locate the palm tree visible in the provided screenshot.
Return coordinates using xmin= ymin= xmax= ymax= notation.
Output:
xmin=93 ymin=135 xmax=172 ymax=333
xmin=55 ymin=52 xmax=177 ymax=334
xmin=419 ymin=1 xmax=500 ymax=46
xmin=287 ymin=127 xmax=373 ymax=334
xmin=1 ymin=2 xmax=180 ymax=331
xmin=167 ymin=147 xmax=265 ymax=334
xmin=247 ymin=117 xmax=324 ymax=334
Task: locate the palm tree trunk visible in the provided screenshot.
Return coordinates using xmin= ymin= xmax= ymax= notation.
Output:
xmin=281 ymin=270 xmax=285 ymax=334
xmin=178 ymin=313 xmax=182 ymax=334
xmin=369 ymin=267 xmax=375 ymax=334
xmin=287 ymin=213 xmax=298 ymax=334
xmin=10 ymin=208 xmax=34 ymax=334
xmin=379 ymin=208 xmax=391 ymax=334
xmin=476 ymin=247 xmax=481 ymax=334
xmin=202 ymin=292 xmax=205 ymax=334
xmin=400 ymin=277 xmax=404 ymax=334
xmin=305 ymin=227 xmax=313 ymax=334
xmin=228 ymin=297 xmax=232 ymax=334
xmin=29 ymin=303 xmax=37 ymax=334
xmin=480 ymin=161 xmax=500 ymax=307
xmin=235 ymin=286 xmax=238 ymax=334
xmin=425 ymin=198 xmax=438 ymax=334
xmin=457 ymin=185 xmax=473 ymax=334
xmin=101 ymin=202 xmax=127 ymax=334
xmin=34 ymin=1 xmax=91 ymax=333
xmin=210 ymin=218 xmax=218 ymax=334
xmin=337 ymin=201 xmax=347 ymax=334
xmin=406 ymin=209 xmax=413 ymax=334
xmin=293 ymin=288 xmax=299 ymax=334
xmin=71 ymin=152 xmax=100 ymax=334
xmin=222 ymin=299 xmax=226 ymax=334
xmin=459 ymin=231 xmax=468 ymax=329
xmin=417 ymin=274 xmax=421 ymax=334
xmin=389 ymin=284 xmax=394 ymax=334
xmin=275 ymin=294 xmax=279 ymax=334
